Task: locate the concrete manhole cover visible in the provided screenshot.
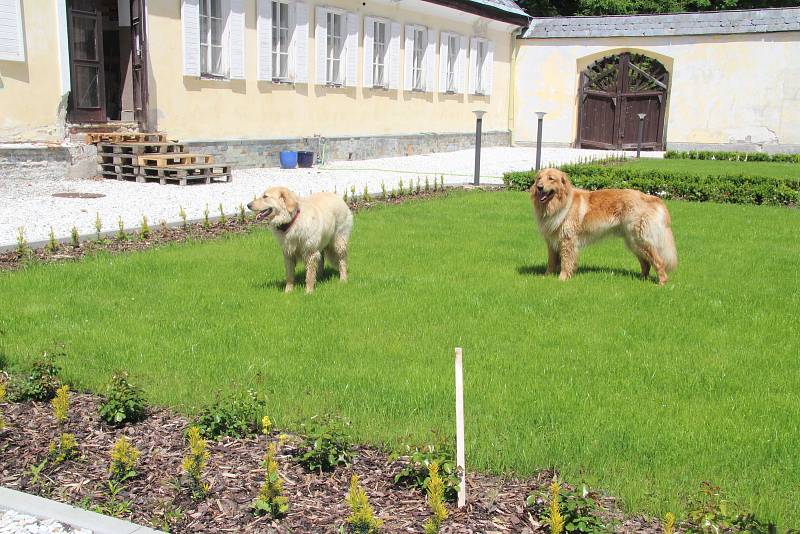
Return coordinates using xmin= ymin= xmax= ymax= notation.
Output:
xmin=52 ymin=192 xmax=106 ymax=199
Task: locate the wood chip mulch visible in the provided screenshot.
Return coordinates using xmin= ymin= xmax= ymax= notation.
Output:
xmin=0 ymin=393 xmax=663 ymax=533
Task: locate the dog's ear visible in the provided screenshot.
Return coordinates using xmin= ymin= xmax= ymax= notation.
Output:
xmin=277 ymin=188 xmax=300 ymax=212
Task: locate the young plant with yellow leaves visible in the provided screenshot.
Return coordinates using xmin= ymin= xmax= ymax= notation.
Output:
xmin=109 ymin=436 xmax=140 ymax=483
xmin=345 ymin=474 xmax=382 ymax=533
xmin=51 ymin=384 xmax=70 ymax=424
xmin=549 ymin=479 xmax=565 ymax=534
xmin=422 ymin=461 xmax=448 ymax=534
xmin=252 ymin=442 xmax=288 ymax=518
xmin=182 ymin=426 xmax=210 ymax=500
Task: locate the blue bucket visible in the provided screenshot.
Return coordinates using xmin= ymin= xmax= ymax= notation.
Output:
xmin=279 ymin=150 xmax=298 ymax=169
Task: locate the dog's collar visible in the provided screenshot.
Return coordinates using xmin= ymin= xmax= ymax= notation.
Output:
xmin=277 ymin=208 xmax=301 ymax=232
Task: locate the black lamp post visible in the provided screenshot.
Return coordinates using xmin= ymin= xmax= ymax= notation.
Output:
xmin=636 ymin=113 xmax=647 ymax=158
xmin=473 ymin=110 xmax=486 ymax=186
xmin=535 ymin=111 xmax=546 ymax=172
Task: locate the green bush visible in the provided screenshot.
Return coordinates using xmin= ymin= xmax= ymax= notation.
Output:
xmin=9 ymin=353 xmax=61 ymax=402
xmin=665 ymin=150 xmax=800 ymax=163
xmin=297 ymin=415 xmax=353 ymax=472
xmin=194 ymin=389 xmax=268 ymax=440
xmin=502 ymin=164 xmax=800 ymax=206
xmin=98 ymin=372 xmax=147 ymax=427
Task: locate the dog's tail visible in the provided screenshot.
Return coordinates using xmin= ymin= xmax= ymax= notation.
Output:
xmin=654 ymin=205 xmax=678 ymax=273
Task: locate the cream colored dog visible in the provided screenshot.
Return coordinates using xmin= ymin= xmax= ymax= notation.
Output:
xmin=247 ymin=187 xmax=353 ymax=293
xmin=531 ymin=168 xmax=678 ymax=285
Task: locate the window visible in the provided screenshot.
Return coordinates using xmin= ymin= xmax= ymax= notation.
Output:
xmin=199 ymin=0 xmax=226 ymax=77
xmin=372 ymin=20 xmax=387 ymax=88
xmin=412 ymin=27 xmax=426 ymax=91
xmin=271 ymin=1 xmax=290 ymax=80
xmin=446 ymin=34 xmax=458 ymax=93
xmin=326 ymin=11 xmax=344 ymax=84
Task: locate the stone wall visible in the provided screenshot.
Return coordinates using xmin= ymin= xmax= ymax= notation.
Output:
xmin=185 ymin=131 xmax=511 ymax=168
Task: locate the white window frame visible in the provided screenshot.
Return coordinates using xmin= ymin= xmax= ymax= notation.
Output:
xmin=371 ymin=19 xmax=387 ymax=88
xmin=412 ymin=26 xmax=426 ymax=92
xmin=445 ymin=33 xmax=458 ymax=93
xmin=199 ymin=0 xmax=228 ymax=78
xmin=271 ymin=0 xmax=290 ymax=80
xmin=326 ymin=10 xmax=344 ymax=85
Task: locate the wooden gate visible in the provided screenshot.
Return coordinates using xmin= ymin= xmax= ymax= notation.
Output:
xmin=577 ymin=53 xmax=669 ymax=150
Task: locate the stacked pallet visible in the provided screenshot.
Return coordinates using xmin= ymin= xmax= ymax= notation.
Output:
xmin=90 ymin=132 xmax=232 ymax=186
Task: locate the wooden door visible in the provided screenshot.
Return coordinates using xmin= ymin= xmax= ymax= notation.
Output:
xmin=68 ymin=0 xmax=107 ymax=123
xmin=577 ymin=53 xmax=669 ymax=150
xmin=130 ymin=0 xmax=149 ymax=128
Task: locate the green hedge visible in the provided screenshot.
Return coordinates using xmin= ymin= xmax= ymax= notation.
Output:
xmin=502 ymin=164 xmax=800 ymax=206
xmin=664 ymin=150 xmax=800 ymax=163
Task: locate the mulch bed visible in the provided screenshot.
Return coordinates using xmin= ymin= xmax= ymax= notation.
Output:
xmin=0 ymin=393 xmax=663 ymax=533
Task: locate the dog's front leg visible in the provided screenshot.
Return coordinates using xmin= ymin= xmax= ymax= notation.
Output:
xmin=558 ymin=241 xmax=578 ymax=281
xmin=283 ymin=253 xmax=296 ymax=293
xmin=304 ymin=251 xmax=322 ymax=294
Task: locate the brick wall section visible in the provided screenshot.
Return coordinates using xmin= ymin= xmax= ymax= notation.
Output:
xmin=185 ymin=131 xmax=512 ymax=168
xmin=523 ymin=7 xmax=800 ymax=38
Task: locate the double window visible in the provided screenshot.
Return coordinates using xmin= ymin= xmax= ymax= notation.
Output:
xmin=271 ymin=1 xmax=290 ymax=80
xmin=412 ymin=26 xmax=426 ymax=91
xmin=326 ymin=11 xmax=344 ymax=84
xmin=371 ymin=20 xmax=387 ymax=88
xmin=199 ymin=0 xmax=226 ymax=77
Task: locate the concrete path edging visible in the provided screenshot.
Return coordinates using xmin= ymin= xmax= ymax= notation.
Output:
xmin=0 ymin=487 xmax=165 ymax=534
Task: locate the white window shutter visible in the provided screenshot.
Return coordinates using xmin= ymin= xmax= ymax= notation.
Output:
xmin=468 ymin=37 xmax=478 ymax=95
xmin=315 ymin=7 xmax=327 ymax=84
xmin=403 ymin=24 xmax=414 ymax=91
xmin=438 ymin=32 xmax=449 ymax=93
xmin=293 ymin=2 xmax=309 ymax=83
xmin=388 ymin=22 xmax=400 ymax=90
xmin=483 ymin=40 xmax=494 ymax=96
xmin=458 ymin=35 xmax=467 ymax=93
xmin=362 ymin=17 xmax=374 ymax=88
xmin=344 ymin=12 xmax=358 ymax=87
xmin=256 ymin=0 xmax=272 ymax=81
xmin=181 ymin=0 xmax=201 ymax=76
xmin=0 ymin=0 xmax=24 ymax=62
xmin=425 ymin=29 xmax=435 ymax=92
xmin=228 ymin=0 xmax=245 ymax=79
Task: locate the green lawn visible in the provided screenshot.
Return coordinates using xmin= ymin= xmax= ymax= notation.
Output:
xmin=1 ymin=191 xmax=799 ymax=526
xmin=625 ymin=157 xmax=800 ymax=180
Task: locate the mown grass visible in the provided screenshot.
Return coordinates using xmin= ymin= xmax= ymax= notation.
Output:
xmin=1 ymin=191 xmax=799 ymax=526
xmin=624 ymin=157 xmax=800 ymax=180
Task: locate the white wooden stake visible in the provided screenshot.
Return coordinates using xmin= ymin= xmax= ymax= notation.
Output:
xmin=455 ymin=346 xmax=466 ymax=508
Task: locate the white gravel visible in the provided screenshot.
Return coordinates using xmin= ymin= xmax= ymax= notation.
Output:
xmin=0 ymin=146 xmax=662 ymax=248
xmin=0 ymin=510 xmax=92 ymax=534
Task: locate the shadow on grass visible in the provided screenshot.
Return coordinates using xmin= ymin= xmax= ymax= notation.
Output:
xmin=254 ymin=266 xmax=342 ymax=291
xmin=517 ymin=264 xmax=645 ymax=280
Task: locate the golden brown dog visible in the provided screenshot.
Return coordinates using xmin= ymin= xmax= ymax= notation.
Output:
xmin=531 ymin=168 xmax=677 ymax=285
xmin=248 ymin=187 xmax=353 ymax=293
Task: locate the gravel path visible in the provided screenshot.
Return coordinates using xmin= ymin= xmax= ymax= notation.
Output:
xmin=0 ymin=147 xmax=661 ymax=247
xmin=0 ymin=510 xmax=91 ymax=534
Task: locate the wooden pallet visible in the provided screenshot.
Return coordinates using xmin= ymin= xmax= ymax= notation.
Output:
xmin=137 ymin=153 xmax=214 ymax=167
xmin=86 ymin=132 xmax=167 ymax=144
xmin=98 ymin=142 xmax=184 ymax=156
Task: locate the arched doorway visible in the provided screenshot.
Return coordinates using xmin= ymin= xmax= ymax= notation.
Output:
xmin=577 ymin=53 xmax=669 ymax=150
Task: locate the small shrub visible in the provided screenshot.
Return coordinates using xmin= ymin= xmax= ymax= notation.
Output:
xmin=94 ymin=213 xmax=103 ymax=241
xmin=98 ymin=372 xmax=147 ymax=427
xmin=179 ymin=206 xmax=188 ymax=229
xmin=10 ymin=352 xmax=61 ymax=402
xmin=109 ymin=436 xmax=140 ymax=483
xmin=46 ymin=227 xmax=59 ymax=253
xmin=663 ymin=511 xmax=676 ymax=534
xmin=422 ymin=462 xmax=448 ymax=534
xmin=116 ymin=217 xmax=127 ymax=241
xmin=345 ymin=474 xmax=382 ymax=534
xmin=252 ymin=442 xmax=288 ymax=518
xmin=194 ymin=389 xmax=268 ymax=439
xmin=140 ymin=215 xmax=151 ymax=239
xmin=51 ymin=384 xmax=70 ymax=423
xmin=525 ymin=480 xmax=609 ymax=534
xmin=297 ymin=415 xmax=352 ymax=472
xmin=70 ymin=226 xmax=80 ymax=247
xmin=48 ymin=432 xmax=79 ymax=464
xmin=392 ymin=443 xmax=460 ymax=502
xmin=685 ymin=482 xmax=775 ymax=534
xmin=182 ymin=426 xmax=210 ymax=500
